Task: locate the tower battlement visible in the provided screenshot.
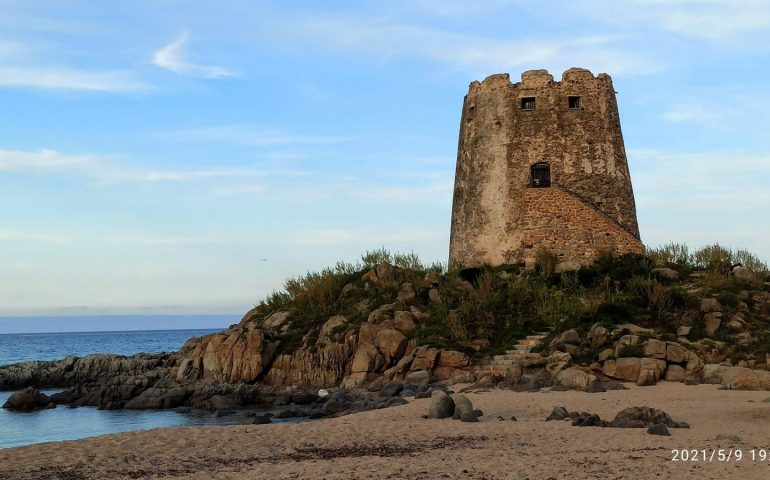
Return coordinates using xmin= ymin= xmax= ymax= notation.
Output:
xmin=449 ymin=68 xmax=643 ymax=269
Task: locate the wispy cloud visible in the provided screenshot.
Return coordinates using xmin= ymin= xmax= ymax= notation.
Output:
xmin=277 ymin=15 xmax=658 ymax=75
xmin=661 ymin=103 xmax=727 ymax=124
xmin=0 ymin=228 xmax=71 ymax=244
xmin=0 ymin=67 xmax=148 ymax=92
xmin=153 ymin=32 xmax=232 ymax=79
xmin=165 ymin=125 xmax=349 ymax=146
xmin=0 ymin=148 xmax=263 ymax=183
xmin=580 ymin=0 xmax=770 ymax=43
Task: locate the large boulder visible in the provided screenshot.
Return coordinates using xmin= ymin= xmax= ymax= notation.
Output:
xmin=644 ymin=339 xmax=667 ymax=360
xmin=181 ymin=324 xmax=278 ymax=383
xmin=428 ymin=390 xmax=455 ymax=419
xmin=556 ymin=367 xmax=596 ymax=389
xmin=452 ymin=394 xmax=474 ymax=420
xmin=704 ymin=313 xmax=722 ymax=336
xmin=2 ymin=387 xmax=52 ymax=411
xmin=610 ymin=406 xmax=684 ymax=428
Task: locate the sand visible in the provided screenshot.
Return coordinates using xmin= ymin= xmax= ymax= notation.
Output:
xmin=1 ymin=382 xmax=770 ymax=479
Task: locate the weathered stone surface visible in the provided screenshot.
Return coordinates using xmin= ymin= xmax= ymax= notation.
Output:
xmin=448 ymin=69 xmax=641 ymax=270
xmin=702 ymin=365 xmax=770 ymax=390
xmin=437 ymin=350 xmax=470 ymax=368
xmin=546 ymin=351 xmax=572 ymax=376
xmin=676 ymin=325 xmax=691 ymax=337
xmin=262 ymin=311 xmax=291 ymax=332
xmin=428 ymin=390 xmax=454 ymax=419
xmin=644 ymin=339 xmax=667 ymax=359
xmin=379 ymin=381 xmax=404 ymax=397
xmin=647 ymin=423 xmax=671 ymax=436
xmin=733 ymin=266 xmax=754 ymax=281
xmin=374 ymin=328 xmax=408 ymax=366
xmin=452 ymin=394 xmax=474 ymax=420
xmin=556 ymin=367 xmax=595 ymax=389
xmin=318 ymin=315 xmax=348 ymax=345
xmin=614 ymin=335 xmax=640 ymax=357
xmin=410 ymin=346 xmax=440 ymax=371
xmin=2 ymin=387 xmax=51 ymax=411
xmin=701 ymin=298 xmax=722 ymax=313
xmin=605 ymin=357 xmax=641 ymax=382
xmin=664 ymin=365 xmax=686 ymax=382
xmin=404 ymin=370 xmax=430 ymax=387
xmin=351 ymin=343 xmax=385 ymax=374
xmin=666 ymin=342 xmax=688 ymax=364
xmin=181 ymin=324 xmax=278 ymax=384
xmin=704 ymin=313 xmax=722 ymax=336
xmin=392 ymin=311 xmax=417 ymax=334
xmin=589 ymin=324 xmax=609 ymax=347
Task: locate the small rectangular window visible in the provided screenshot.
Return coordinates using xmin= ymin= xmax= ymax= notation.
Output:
xmin=568 ymin=96 xmax=581 ymax=109
xmin=521 ymin=97 xmax=536 ymax=110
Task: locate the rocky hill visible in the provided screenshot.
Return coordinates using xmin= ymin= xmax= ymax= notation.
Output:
xmin=3 ymin=244 xmax=770 ymax=414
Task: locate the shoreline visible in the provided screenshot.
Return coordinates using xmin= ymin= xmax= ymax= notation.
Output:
xmin=2 ymin=382 xmax=770 ymax=479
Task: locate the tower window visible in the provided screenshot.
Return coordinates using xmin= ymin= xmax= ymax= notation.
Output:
xmin=521 ymin=97 xmax=536 ymax=110
xmin=568 ymin=96 xmax=582 ymax=109
xmin=530 ymin=163 xmax=551 ymax=188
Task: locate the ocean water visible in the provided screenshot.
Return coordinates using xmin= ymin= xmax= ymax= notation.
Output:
xmin=0 ymin=325 xmax=297 ymax=450
xmin=0 ymin=328 xmax=221 ymax=366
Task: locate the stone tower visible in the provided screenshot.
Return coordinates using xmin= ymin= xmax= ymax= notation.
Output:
xmin=449 ymin=68 xmax=643 ymax=269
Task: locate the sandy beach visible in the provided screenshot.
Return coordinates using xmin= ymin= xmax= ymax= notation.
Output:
xmin=1 ymin=382 xmax=769 ymax=479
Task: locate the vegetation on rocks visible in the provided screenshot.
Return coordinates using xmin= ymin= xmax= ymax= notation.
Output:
xmin=243 ymin=243 xmax=769 ymax=368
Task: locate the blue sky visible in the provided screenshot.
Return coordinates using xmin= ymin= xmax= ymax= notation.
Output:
xmin=1 ymin=0 xmax=769 ymax=321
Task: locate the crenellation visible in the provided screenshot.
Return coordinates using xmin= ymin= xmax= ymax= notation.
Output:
xmin=449 ymin=68 xmax=643 ymax=270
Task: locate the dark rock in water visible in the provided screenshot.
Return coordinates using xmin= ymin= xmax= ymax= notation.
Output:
xmin=546 ymin=406 xmax=570 ymax=421
xmin=252 ymin=414 xmax=272 ymax=424
xmin=428 ymin=390 xmax=454 ymax=419
xmin=2 ymin=387 xmax=52 ymax=411
xmin=323 ymin=391 xmax=353 ymax=415
xmin=647 ymin=423 xmax=671 ymax=436
xmin=276 ymin=408 xmax=300 ymax=419
xmin=272 ymin=394 xmax=291 ymax=406
xmin=586 ymin=381 xmax=606 ymax=393
xmin=452 ymin=394 xmax=474 ymax=420
xmin=611 ymin=406 xmax=685 ymax=428
xmin=472 ymin=409 xmax=484 ymax=418
xmin=460 ymin=411 xmax=479 ymax=422
xmin=380 ymin=380 xmax=404 ymax=397
xmin=208 ymin=395 xmax=237 ymax=411
xmin=290 ymin=391 xmax=317 ymax=405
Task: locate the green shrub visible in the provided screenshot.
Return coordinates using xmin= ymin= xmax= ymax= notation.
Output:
xmin=618 ymin=343 xmax=644 ymax=358
xmin=535 ymin=248 xmax=558 ymax=280
xmin=646 ymin=242 xmax=691 ymax=268
xmin=716 ymin=292 xmax=740 ymax=308
xmin=595 ymin=301 xmax=632 ymax=325
xmin=693 ymin=243 xmax=733 ymax=273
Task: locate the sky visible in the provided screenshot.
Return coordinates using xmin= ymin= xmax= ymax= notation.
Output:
xmin=0 ymin=0 xmax=769 ymax=327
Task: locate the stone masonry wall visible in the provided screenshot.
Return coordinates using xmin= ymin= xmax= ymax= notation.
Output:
xmin=449 ymin=68 xmax=642 ymax=269
xmin=518 ymin=187 xmax=643 ymax=268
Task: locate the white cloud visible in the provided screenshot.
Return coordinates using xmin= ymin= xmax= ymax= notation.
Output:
xmin=153 ymin=32 xmax=232 ymax=79
xmin=661 ymin=103 xmax=726 ymax=124
xmin=279 ymin=15 xmax=658 ymax=76
xmin=581 ymin=0 xmax=770 ymax=43
xmin=165 ymin=125 xmax=349 ymax=146
xmin=0 ymin=148 xmax=263 ymax=183
xmin=0 ymin=228 xmax=71 ymax=244
xmin=0 ymin=67 xmax=148 ymax=92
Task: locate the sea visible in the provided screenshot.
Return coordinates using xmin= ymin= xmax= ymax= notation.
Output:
xmin=0 ymin=322 xmax=295 ymax=450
